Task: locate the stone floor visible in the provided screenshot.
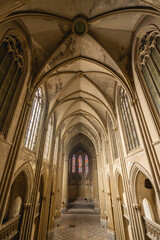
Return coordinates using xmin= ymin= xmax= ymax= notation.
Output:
xmin=48 ymin=198 xmax=108 ymax=240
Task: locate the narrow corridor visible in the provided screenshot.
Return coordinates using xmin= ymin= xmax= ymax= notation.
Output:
xmin=48 ymin=198 xmax=108 ymax=240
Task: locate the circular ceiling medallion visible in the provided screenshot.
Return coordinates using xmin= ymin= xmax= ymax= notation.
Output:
xmin=72 ymin=18 xmax=88 ymax=36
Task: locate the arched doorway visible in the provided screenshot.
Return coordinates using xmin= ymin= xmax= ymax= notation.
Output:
xmin=2 ymin=170 xmax=30 ymax=239
xmin=136 ymin=170 xmax=160 ymax=239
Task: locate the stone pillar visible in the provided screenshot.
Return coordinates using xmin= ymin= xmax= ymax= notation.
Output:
xmin=21 ymin=122 xmax=47 ymax=240
xmin=107 ymin=128 xmax=125 ymax=240
xmin=61 ymin=158 xmax=69 ymax=212
xmin=92 ymin=158 xmax=99 ymax=210
xmin=133 ymin=203 xmax=145 ymax=240
xmin=37 ymin=131 xmax=56 ymax=240
xmin=19 ymin=203 xmax=32 ymax=239
xmin=36 ymin=196 xmax=46 ymax=240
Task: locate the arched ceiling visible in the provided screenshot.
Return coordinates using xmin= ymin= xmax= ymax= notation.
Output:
xmin=1 ymin=0 xmax=159 ymax=153
xmin=67 ymin=133 xmax=96 ymax=160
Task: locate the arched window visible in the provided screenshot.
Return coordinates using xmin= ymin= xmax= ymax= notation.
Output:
xmin=43 ymin=118 xmax=53 ymax=160
xmin=108 ymin=117 xmax=118 ymax=159
xmin=78 ymin=155 xmax=82 ymax=173
xmin=24 ymin=88 xmax=43 ymax=151
xmin=71 ymin=154 xmax=89 ymax=174
xmin=119 ymin=87 xmax=139 ymax=151
xmin=85 ymin=154 xmax=89 ymax=174
xmin=72 ymin=154 xmax=76 ymax=173
xmin=139 ymin=30 xmax=160 ymax=115
xmin=0 ymin=35 xmax=24 ymax=136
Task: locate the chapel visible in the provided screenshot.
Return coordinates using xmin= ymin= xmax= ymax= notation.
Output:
xmin=0 ymin=0 xmax=160 ymax=239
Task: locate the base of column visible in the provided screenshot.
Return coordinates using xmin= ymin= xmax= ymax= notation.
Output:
xmin=54 ymin=217 xmax=61 ymax=227
xmin=95 ymin=208 xmax=101 ymax=213
xmin=61 ymin=207 xmax=67 ymax=213
xmin=100 ymin=218 xmax=107 ymax=228
xmin=107 ymin=228 xmax=116 ymax=240
xmin=55 ymin=209 xmax=61 ymax=218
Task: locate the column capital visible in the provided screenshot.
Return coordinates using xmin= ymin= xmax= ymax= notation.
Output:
xmin=116 ymin=196 xmax=121 ymax=201
xmin=42 ymin=196 xmax=47 ymax=200
xmin=23 ymin=202 xmax=32 ymax=209
xmin=113 ymin=126 xmax=118 ymax=131
xmin=26 ymin=100 xmax=32 ymax=107
xmin=130 ymin=99 xmax=138 ymax=106
xmin=133 ymin=203 xmax=141 ymax=211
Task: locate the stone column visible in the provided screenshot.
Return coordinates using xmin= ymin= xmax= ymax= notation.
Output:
xmin=19 ymin=203 xmax=32 ymax=239
xmin=92 ymin=158 xmax=99 ymax=210
xmin=21 ymin=121 xmax=47 ymax=240
xmin=107 ymin=128 xmax=125 ymax=240
xmin=61 ymin=158 xmax=69 ymax=212
xmin=37 ymin=128 xmax=56 ymax=240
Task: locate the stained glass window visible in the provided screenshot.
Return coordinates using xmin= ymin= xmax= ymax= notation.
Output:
xmin=85 ymin=155 xmax=88 ymax=174
xmin=72 ymin=155 xmax=76 ymax=173
xmin=78 ymin=155 xmax=82 ymax=173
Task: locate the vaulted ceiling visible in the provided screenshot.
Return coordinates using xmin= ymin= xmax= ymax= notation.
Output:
xmin=1 ymin=0 xmax=159 ymax=154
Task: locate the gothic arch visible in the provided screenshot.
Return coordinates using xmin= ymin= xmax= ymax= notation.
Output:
xmin=13 ymin=162 xmax=34 ymax=203
xmin=129 ymin=162 xmax=153 ymax=203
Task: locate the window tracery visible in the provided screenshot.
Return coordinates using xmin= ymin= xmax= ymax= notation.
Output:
xmin=119 ymin=87 xmax=139 ymax=151
xmin=71 ymin=153 xmax=89 ymax=174
xmin=24 ymin=88 xmax=43 ymax=151
xmin=0 ymin=35 xmax=24 ymax=136
xmin=139 ymin=30 xmax=160 ymax=115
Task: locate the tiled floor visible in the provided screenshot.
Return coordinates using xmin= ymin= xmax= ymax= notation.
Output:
xmin=48 ymin=199 xmax=108 ymax=240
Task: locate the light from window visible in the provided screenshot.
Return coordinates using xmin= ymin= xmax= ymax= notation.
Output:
xmin=142 ymin=198 xmax=155 ymax=221
xmin=78 ymin=155 xmax=82 ymax=173
xmin=24 ymin=88 xmax=42 ymax=151
xmin=72 ymin=154 xmax=76 ymax=173
xmin=85 ymin=154 xmax=89 ymax=174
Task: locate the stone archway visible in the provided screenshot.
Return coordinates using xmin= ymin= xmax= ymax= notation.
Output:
xmin=130 ymin=163 xmax=160 ymax=239
xmin=3 ymin=163 xmax=33 ymax=239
